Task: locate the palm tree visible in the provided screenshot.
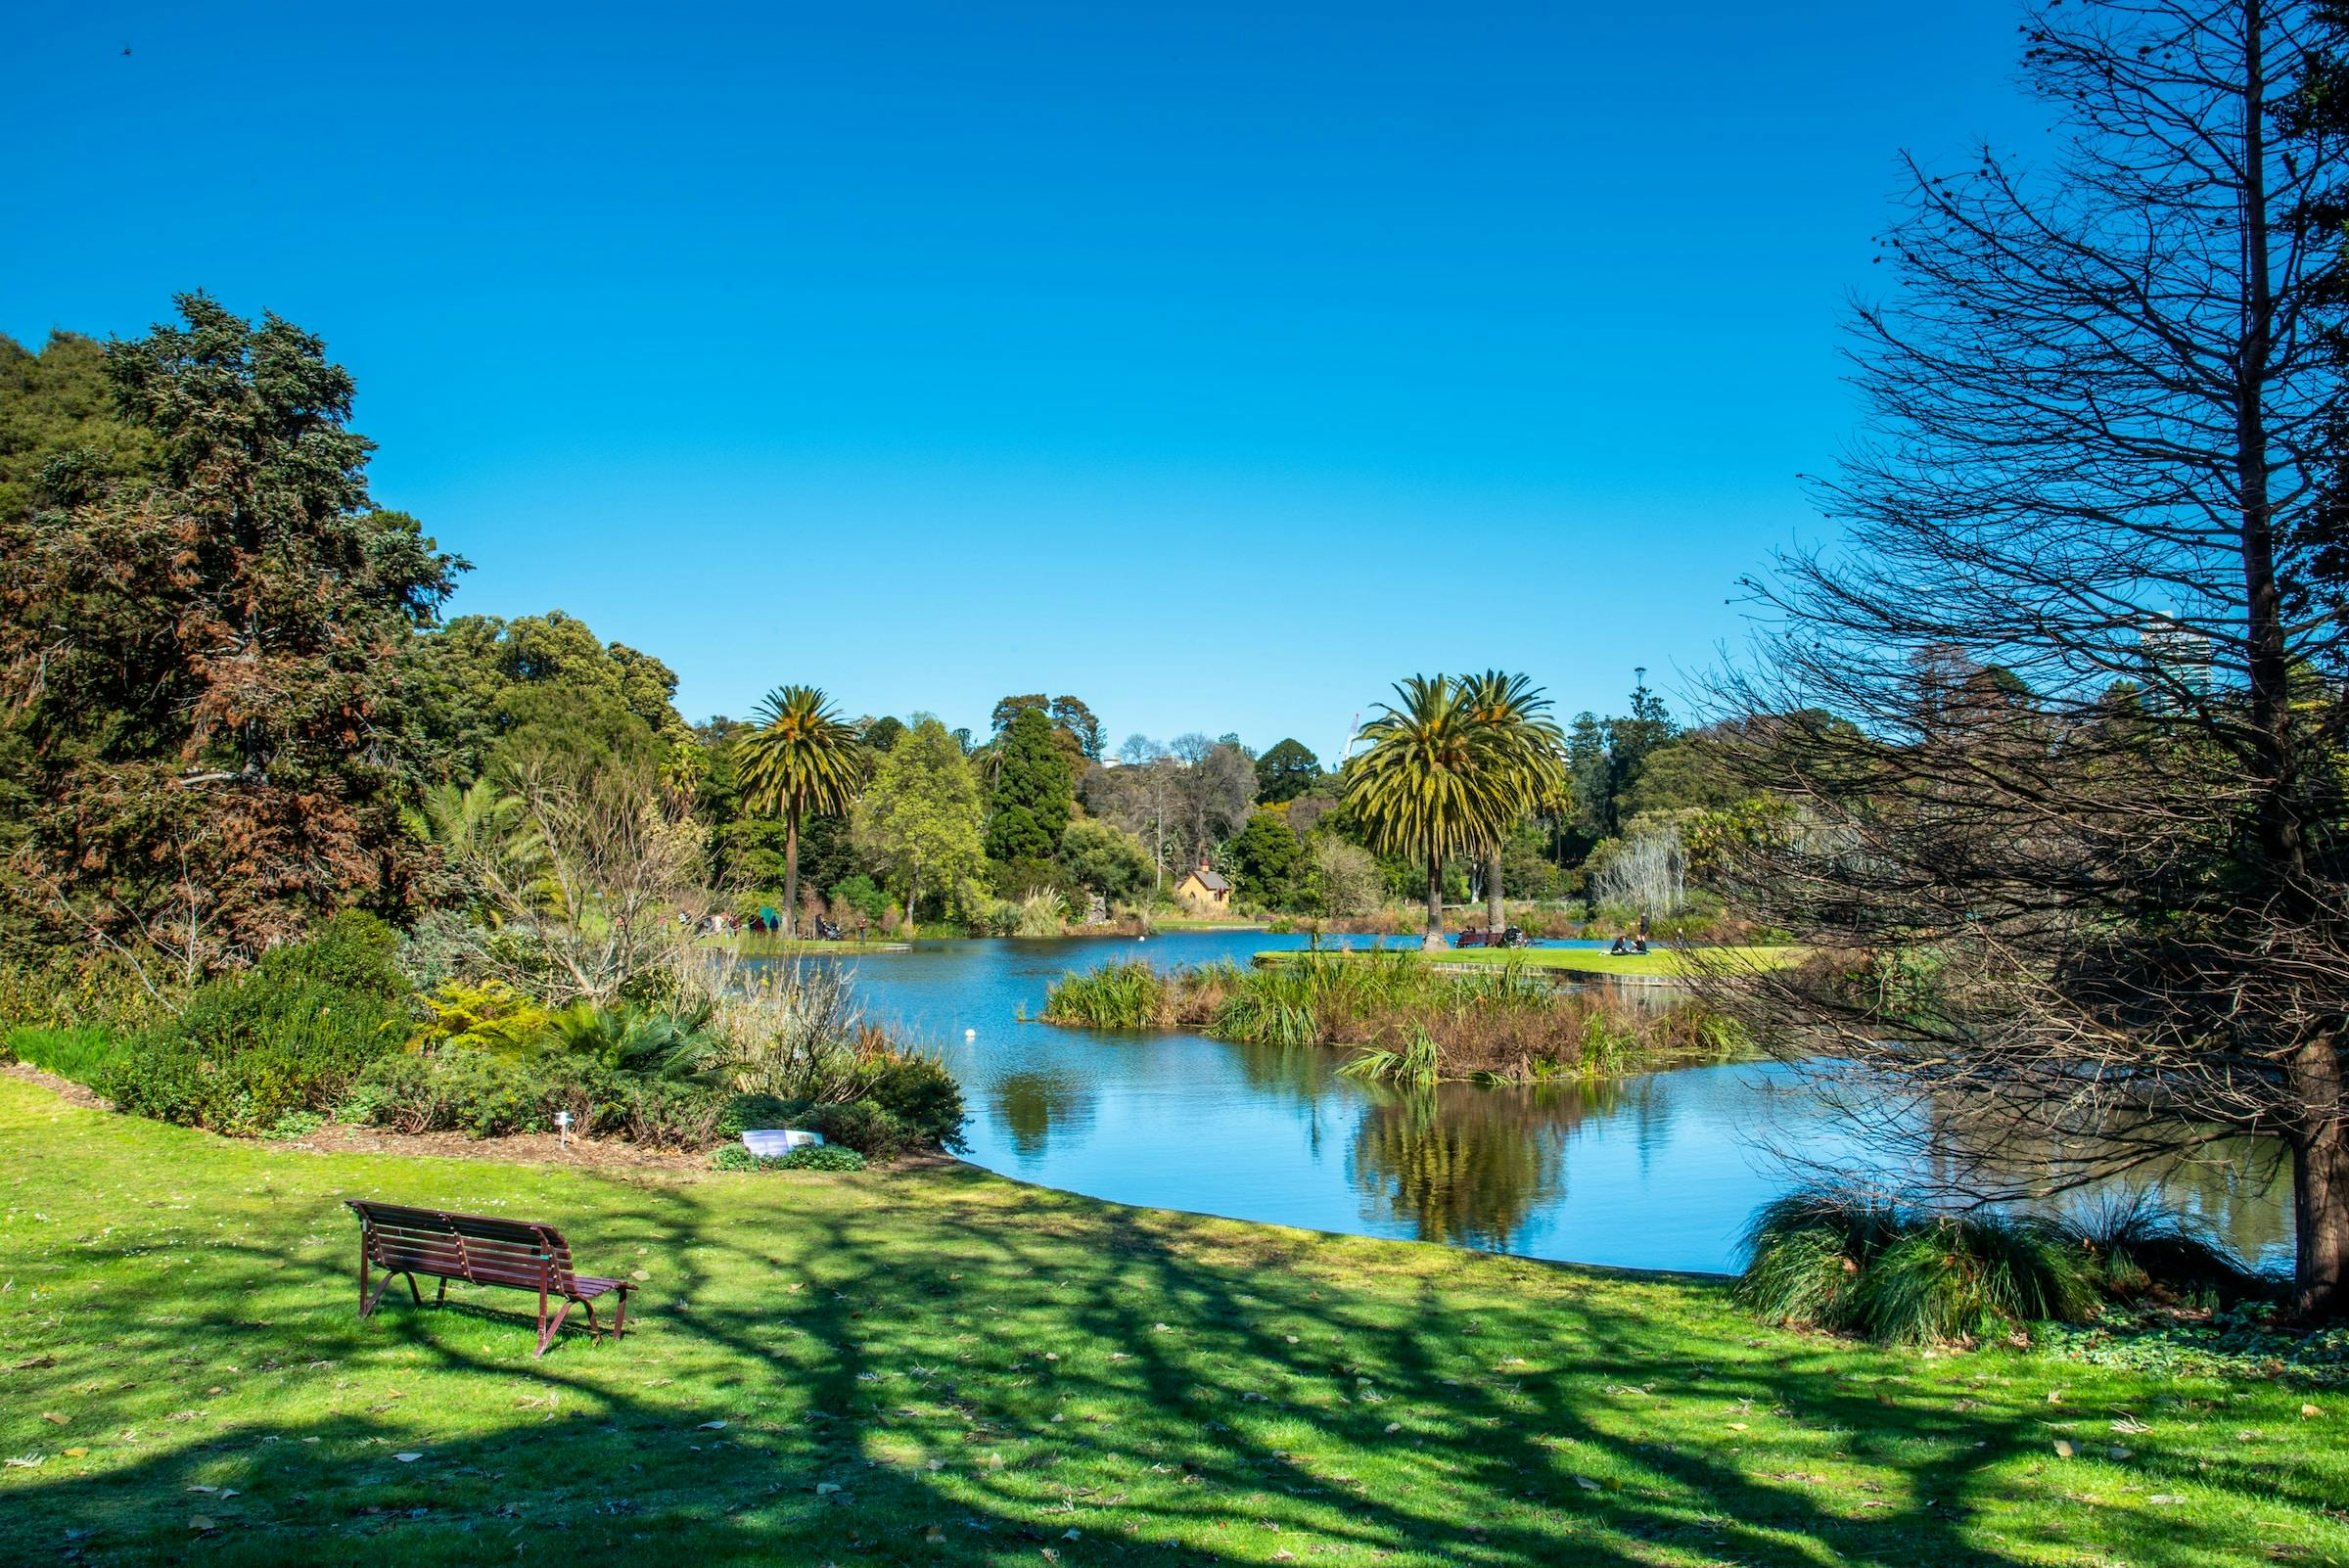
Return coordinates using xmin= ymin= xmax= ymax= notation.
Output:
xmin=1343 ymin=674 xmax=1522 ymax=950
xmin=737 ymin=685 xmax=869 ymax=936
xmin=1459 ymin=670 xmax=1567 ymax=934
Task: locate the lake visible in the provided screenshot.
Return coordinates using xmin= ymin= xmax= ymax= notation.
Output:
xmin=763 ymin=930 xmax=2292 ymax=1275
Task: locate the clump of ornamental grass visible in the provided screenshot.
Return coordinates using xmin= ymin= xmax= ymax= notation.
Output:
xmin=2051 ymin=1188 xmax=2274 ymax=1305
xmin=1737 ymin=1188 xmax=2098 ymax=1346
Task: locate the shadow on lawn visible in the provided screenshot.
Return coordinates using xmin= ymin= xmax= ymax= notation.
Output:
xmin=1 ymin=1163 xmax=2300 ymax=1568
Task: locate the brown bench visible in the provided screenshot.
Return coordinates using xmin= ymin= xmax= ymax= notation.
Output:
xmin=345 ymin=1200 xmax=634 ymax=1357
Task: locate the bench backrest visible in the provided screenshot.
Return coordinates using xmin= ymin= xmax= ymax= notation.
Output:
xmin=345 ymin=1201 xmax=578 ymax=1294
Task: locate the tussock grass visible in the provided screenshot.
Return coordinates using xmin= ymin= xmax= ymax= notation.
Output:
xmin=1735 ymin=1187 xmax=2263 ymax=1346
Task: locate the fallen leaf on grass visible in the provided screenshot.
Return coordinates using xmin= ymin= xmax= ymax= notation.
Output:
xmin=697 ymin=1420 xmax=727 ymax=1431
xmin=923 ymin=1524 xmax=946 ymax=1545
xmin=632 ymin=1270 xmax=651 ymax=1281
xmin=1574 ymin=1475 xmax=1601 ymax=1491
xmin=1383 ymin=1422 xmax=1402 ymax=1435
xmin=39 ymin=1413 xmax=66 ymax=1425
xmin=392 ymin=1453 xmax=422 ymax=1463
xmin=4 ymin=1456 xmax=44 ymax=1470
xmin=2303 ymin=1405 xmax=2323 ymax=1419
xmin=2149 ymin=1495 xmax=2185 ymax=1505
xmin=63 ymin=1448 xmax=87 ymax=1458
xmin=188 ymin=1515 xmax=216 ymax=1532
xmin=815 ymin=1483 xmax=842 ymax=1496
xmin=2052 ymin=1440 xmax=2078 ymax=1459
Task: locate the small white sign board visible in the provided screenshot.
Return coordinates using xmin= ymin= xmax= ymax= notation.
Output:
xmin=741 ymin=1129 xmax=825 ymax=1157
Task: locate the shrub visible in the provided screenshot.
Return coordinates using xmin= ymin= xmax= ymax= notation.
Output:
xmin=409 ymin=979 xmax=550 ymax=1056
xmin=710 ymin=1142 xmax=867 ymax=1174
xmin=780 ymin=1143 xmax=865 ymax=1171
xmin=859 ymin=1052 xmax=966 ymax=1151
xmin=105 ymin=930 xmax=408 ymax=1134
xmin=718 ymin=1092 xmax=795 ymax=1138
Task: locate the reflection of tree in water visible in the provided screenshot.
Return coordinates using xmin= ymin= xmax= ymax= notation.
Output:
xmin=1843 ymin=1082 xmax=2296 ymax=1268
xmin=1348 ymin=1080 xmax=1625 ymax=1249
xmin=989 ymin=1070 xmax=1094 ymax=1159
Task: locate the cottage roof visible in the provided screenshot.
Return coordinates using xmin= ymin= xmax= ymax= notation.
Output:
xmin=1186 ymin=867 xmax=1231 ymax=893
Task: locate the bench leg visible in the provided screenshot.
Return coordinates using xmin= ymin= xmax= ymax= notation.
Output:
xmin=613 ymin=1289 xmax=628 ymax=1341
xmin=435 ymin=1277 xmax=448 ymax=1307
xmin=535 ymin=1298 xmax=576 ymax=1359
xmin=581 ymin=1298 xmax=601 ymax=1343
xmin=361 ymin=1270 xmax=404 ymax=1319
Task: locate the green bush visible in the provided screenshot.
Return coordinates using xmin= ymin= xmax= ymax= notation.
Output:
xmin=860 ymin=1052 xmax=966 ymax=1151
xmin=104 ymin=928 xmax=408 ymax=1134
xmin=718 ymin=1092 xmax=795 ymax=1138
xmin=2052 ymin=1191 xmax=2272 ymax=1304
xmin=779 ymin=1143 xmax=865 ymax=1171
xmin=711 ymin=1141 xmax=866 ymax=1173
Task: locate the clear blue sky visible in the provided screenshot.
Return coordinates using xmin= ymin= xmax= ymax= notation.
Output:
xmin=4 ymin=1 xmax=2039 ymax=758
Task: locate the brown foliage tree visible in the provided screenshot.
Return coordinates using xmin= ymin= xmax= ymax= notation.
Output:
xmin=0 ymin=295 xmax=461 ymax=974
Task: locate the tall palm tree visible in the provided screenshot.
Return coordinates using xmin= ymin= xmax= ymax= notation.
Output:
xmin=1459 ymin=669 xmax=1568 ymax=934
xmin=1343 ymin=674 xmax=1522 ymax=950
xmin=737 ymin=685 xmax=869 ymax=936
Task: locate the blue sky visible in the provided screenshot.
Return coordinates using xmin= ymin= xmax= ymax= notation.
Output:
xmin=4 ymin=1 xmax=2039 ymax=757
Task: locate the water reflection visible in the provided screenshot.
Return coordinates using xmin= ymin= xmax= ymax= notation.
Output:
xmin=989 ymin=1069 xmax=1095 ymax=1158
xmin=764 ymin=932 xmax=2294 ymax=1274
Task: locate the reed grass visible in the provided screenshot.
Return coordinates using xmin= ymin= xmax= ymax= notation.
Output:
xmin=1041 ymin=951 xmax=1750 ymax=1081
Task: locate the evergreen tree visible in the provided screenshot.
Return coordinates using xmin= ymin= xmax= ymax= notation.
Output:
xmin=0 ymin=295 xmax=462 ymax=967
xmin=986 ymin=705 xmax=1073 ymax=863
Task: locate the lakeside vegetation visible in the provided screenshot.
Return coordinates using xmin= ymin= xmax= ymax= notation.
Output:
xmin=1042 ymin=950 xmax=1751 ymax=1083
xmin=1256 ymin=943 xmax=1805 ymax=980
xmin=3 ymin=1073 xmax=2344 ymax=1568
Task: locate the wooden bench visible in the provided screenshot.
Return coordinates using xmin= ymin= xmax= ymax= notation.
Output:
xmin=345 ymin=1200 xmax=633 ymax=1357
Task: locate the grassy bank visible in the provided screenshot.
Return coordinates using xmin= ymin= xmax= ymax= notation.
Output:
xmin=1 ymin=1074 xmax=2343 ymax=1567
xmin=1258 ymin=944 xmax=1803 ymax=980
xmin=719 ymin=936 xmax=913 ymax=956
xmin=1043 ymin=952 xmax=1747 ymax=1082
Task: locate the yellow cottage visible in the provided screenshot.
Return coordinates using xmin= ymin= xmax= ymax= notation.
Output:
xmin=1174 ymin=858 xmax=1232 ymax=913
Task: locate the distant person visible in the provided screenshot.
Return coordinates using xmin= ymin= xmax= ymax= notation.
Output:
xmin=1610 ymin=935 xmax=1631 ymax=956
xmin=1637 ymin=911 xmax=1651 ymax=941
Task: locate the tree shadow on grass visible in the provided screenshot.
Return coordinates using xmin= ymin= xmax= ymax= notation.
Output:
xmin=0 ymin=1157 xmax=2331 ymax=1567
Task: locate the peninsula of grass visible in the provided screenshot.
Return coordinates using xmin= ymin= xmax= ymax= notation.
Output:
xmin=1 ymin=1073 xmax=2342 ymax=1567
xmin=1257 ymin=943 xmax=1803 ymax=980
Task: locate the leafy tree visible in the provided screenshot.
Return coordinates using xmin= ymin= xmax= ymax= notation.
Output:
xmin=408 ymin=611 xmax=688 ymax=783
xmin=1227 ymin=809 xmax=1304 ymax=906
xmin=985 ymin=705 xmax=1073 ymax=863
xmin=1459 ymin=671 xmax=1568 ymax=929
xmin=737 ymin=685 xmax=869 ymax=936
xmin=990 ymin=694 xmax=1050 ymax=735
xmin=1049 ymin=695 xmax=1105 ymax=761
xmin=1057 ymin=818 xmax=1155 ymax=903
xmin=1255 ymin=738 xmax=1321 ymax=804
xmin=0 ymin=330 xmax=157 ymax=522
xmin=862 ymin=715 xmax=906 ymax=753
xmin=0 ymin=294 xmax=461 ymax=969
xmin=1344 ymin=675 xmax=1521 ymax=949
xmin=854 ymin=716 xmax=988 ymax=924
xmin=1303 ymin=836 xmax=1382 ymax=918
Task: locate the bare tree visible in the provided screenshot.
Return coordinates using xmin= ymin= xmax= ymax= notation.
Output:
xmin=1716 ymin=0 xmax=2349 ymax=1316
xmin=432 ymin=752 xmax=703 ymax=1004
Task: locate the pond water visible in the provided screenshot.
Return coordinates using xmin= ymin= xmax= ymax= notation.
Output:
xmin=767 ymin=931 xmax=2293 ymax=1275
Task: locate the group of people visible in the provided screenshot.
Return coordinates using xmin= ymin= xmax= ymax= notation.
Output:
xmin=677 ymin=908 xmax=852 ymax=941
xmin=1608 ymin=913 xmax=1653 ymax=956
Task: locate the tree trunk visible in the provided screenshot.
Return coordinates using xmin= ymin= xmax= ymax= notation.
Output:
xmin=784 ymin=798 xmax=802 ymax=938
xmin=2289 ymin=1044 xmax=2349 ymax=1321
xmin=1485 ymin=845 xmax=1505 ymax=933
xmin=1422 ymin=855 xmax=1446 ymax=951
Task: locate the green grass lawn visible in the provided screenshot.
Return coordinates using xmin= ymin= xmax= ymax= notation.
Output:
xmin=1259 ymin=945 xmax=1803 ymax=979
xmin=1 ymin=1073 xmax=2341 ymax=1568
